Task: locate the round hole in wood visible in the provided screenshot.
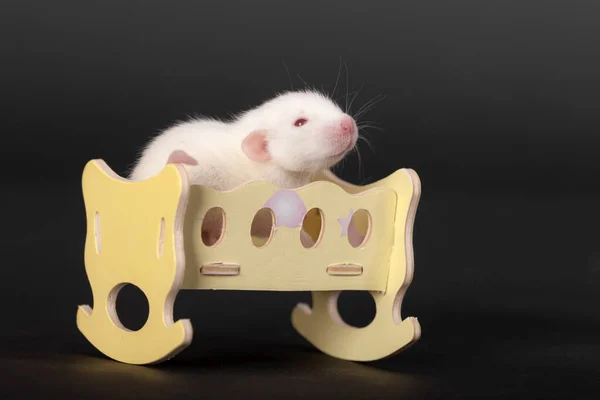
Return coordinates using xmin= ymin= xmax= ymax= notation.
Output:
xmin=201 ymin=207 xmax=226 ymax=246
xmin=250 ymin=207 xmax=275 ymax=248
xmin=348 ymin=209 xmax=371 ymax=248
xmin=301 ymin=208 xmax=323 ymax=248
xmin=109 ymin=283 xmax=149 ymax=332
xmin=336 ymin=291 xmax=376 ymax=328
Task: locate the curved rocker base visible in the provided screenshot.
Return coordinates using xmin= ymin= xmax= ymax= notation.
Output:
xmin=78 ymin=160 xmax=193 ymax=365
xmin=77 ymin=305 xmax=193 ymax=365
xmin=291 ymin=291 xmax=421 ymax=362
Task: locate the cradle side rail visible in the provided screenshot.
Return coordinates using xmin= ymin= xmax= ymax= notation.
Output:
xmin=180 ymin=176 xmax=398 ymax=291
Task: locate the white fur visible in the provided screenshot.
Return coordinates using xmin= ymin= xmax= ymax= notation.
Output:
xmin=129 ymin=90 xmax=358 ymax=191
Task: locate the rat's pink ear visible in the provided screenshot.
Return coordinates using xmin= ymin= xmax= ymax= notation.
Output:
xmin=242 ymin=130 xmax=271 ymax=162
xmin=167 ymin=150 xmax=198 ymax=165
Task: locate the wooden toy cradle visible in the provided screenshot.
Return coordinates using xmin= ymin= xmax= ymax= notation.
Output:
xmin=76 ymin=159 xmax=421 ymax=365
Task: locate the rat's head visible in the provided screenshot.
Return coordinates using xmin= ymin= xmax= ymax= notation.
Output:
xmin=240 ymin=90 xmax=358 ymax=172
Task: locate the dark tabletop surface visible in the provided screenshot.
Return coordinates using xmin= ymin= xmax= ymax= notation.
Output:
xmin=2 ymin=177 xmax=599 ymax=399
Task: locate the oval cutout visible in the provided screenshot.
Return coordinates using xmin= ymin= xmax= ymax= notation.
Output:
xmin=348 ymin=209 xmax=371 ymax=248
xmin=94 ymin=211 xmax=101 ymax=254
xmin=158 ymin=217 xmax=165 ymax=258
xmin=201 ymin=207 xmax=226 ymax=246
xmin=251 ymin=207 xmax=275 ymax=248
xmin=301 ymin=208 xmax=323 ymax=248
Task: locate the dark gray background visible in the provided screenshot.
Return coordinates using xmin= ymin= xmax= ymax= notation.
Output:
xmin=2 ymin=1 xmax=599 ymax=398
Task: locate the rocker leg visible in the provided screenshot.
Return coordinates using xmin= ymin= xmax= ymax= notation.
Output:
xmin=292 ymin=168 xmax=422 ymax=362
xmin=77 ymin=282 xmax=193 ymax=365
xmin=291 ymin=288 xmax=420 ymax=362
xmin=77 ymin=160 xmax=194 ymax=365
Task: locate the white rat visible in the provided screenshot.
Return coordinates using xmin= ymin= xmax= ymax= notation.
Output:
xmin=129 ymin=89 xmax=359 ymax=245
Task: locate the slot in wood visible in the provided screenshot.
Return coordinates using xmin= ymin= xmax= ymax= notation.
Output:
xmin=326 ymin=264 xmax=363 ymax=276
xmin=200 ymin=263 xmax=241 ymax=276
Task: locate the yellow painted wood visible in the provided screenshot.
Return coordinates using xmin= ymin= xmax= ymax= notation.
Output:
xmin=77 ymin=160 xmax=192 ymax=365
xmin=290 ymin=168 xmax=421 ymax=362
xmin=76 ymin=159 xmax=421 ymax=365
xmin=180 ymin=180 xmax=397 ymax=291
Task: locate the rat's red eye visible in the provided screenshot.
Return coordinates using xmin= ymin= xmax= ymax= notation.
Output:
xmin=294 ymin=118 xmax=308 ymax=127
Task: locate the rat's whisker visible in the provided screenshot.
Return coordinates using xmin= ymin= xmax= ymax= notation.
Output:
xmin=333 ymin=156 xmax=344 ymax=175
xmin=357 ymin=123 xmax=384 ymax=133
xmin=348 ymin=84 xmax=364 ymax=114
xmin=298 ymin=171 xmax=311 ymax=188
xmin=344 ymin=62 xmax=350 ymax=113
xmin=354 ymin=143 xmax=364 ymax=181
xmin=335 ymin=88 xmax=361 ymax=104
xmin=359 ymin=175 xmax=373 ymax=185
xmin=331 ymin=56 xmax=343 ymax=99
xmin=357 ymin=120 xmax=380 ymax=128
xmin=281 ymin=60 xmax=294 ymax=90
xmin=357 ymin=120 xmax=383 ymax=130
xmin=353 ymin=93 xmax=386 ymax=120
xmin=296 ymin=74 xmax=310 ymax=90
xmin=354 ymin=101 xmax=384 ymax=122
xmin=357 ymin=130 xmax=374 ymax=141
xmin=358 ymin=134 xmax=377 ymax=154
xmin=357 ymin=93 xmax=385 ymax=112
xmin=360 ymin=100 xmax=385 ymax=119
xmin=316 ymin=85 xmax=329 ymax=98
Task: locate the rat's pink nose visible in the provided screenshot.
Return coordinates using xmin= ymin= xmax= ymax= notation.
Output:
xmin=339 ymin=115 xmax=356 ymax=136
